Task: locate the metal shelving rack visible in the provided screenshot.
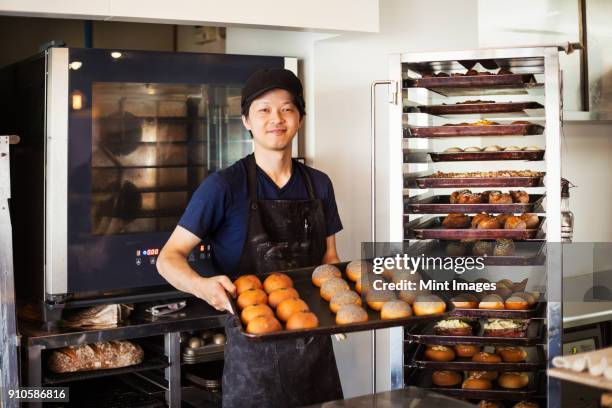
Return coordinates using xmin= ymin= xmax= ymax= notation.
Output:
xmin=378 ymin=46 xmax=567 ymax=407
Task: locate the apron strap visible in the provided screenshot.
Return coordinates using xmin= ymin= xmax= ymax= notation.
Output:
xmin=293 ymin=160 xmax=317 ymax=200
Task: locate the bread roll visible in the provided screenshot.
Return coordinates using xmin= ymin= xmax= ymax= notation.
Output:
xmin=241 ymin=304 xmax=274 ymax=325
xmin=477 ymin=217 xmax=502 ymax=229
xmin=320 ymin=278 xmax=350 ymax=301
xmin=346 ymin=260 xmax=371 ymax=282
xmin=444 ymin=147 xmax=463 ymax=153
xmin=471 ymin=213 xmax=491 ymax=229
xmin=335 ymin=304 xmax=368 ymax=324
xmin=425 ymin=345 xmax=455 ymax=362
xmin=483 ymin=145 xmax=502 ymax=152
xmin=234 ymin=275 xmax=263 ymax=295
xmin=505 ymin=146 xmax=522 ymax=151
xmin=454 ymin=344 xmax=481 ymax=358
xmin=462 ymin=377 xmax=492 ymax=390
xmin=472 ymin=241 xmax=494 ymax=256
xmin=472 ymin=352 xmax=502 ymax=363
xmin=237 ymin=289 xmax=268 ymax=310
xmin=505 ymin=295 xmax=530 ymax=310
xmin=468 ymin=371 xmax=498 ymax=381
xmin=504 ymin=216 xmax=527 ymax=230
xmin=446 ymin=241 xmax=467 ymax=256
xmin=442 ymin=213 xmax=470 ymax=229
xmin=286 ymin=311 xmax=319 ymax=330
xmin=450 ymin=189 xmax=471 ymax=204
xmin=268 ymin=287 xmax=300 ymax=309
xmin=366 ymin=290 xmax=397 ymax=311
xmin=494 ymin=239 xmax=515 ymax=256
xmin=413 ymin=294 xmax=446 ymax=316
xmin=380 ymin=300 xmax=412 ymax=319
xmin=510 ymin=190 xmax=529 ymax=204
xmin=496 ymin=346 xmax=528 ymax=363
xmin=312 ymin=264 xmax=342 ymax=287
xmin=478 ymin=401 xmax=504 ymax=408
xmin=246 ymin=315 xmax=282 ymax=334
xmin=489 ymin=193 xmax=513 ymax=205
xmin=498 ymin=372 xmax=529 ymax=389
xmin=464 ymin=146 xmax=482 ymax=152
xmin=512 ymin=402 xmax=539 ymax=408
xmin=432 ymin=370 xmax=462 ymax=387
xmin=520 ymin=213 xmax=539 ymax=229
xmin=276 ymin=298 xmax=309 ymax=322
xmin=47 ymin=341 xmax=144 ymax=373
xmin=451 ymin=293 xmax=479 ymax=309
xmin=330 ymin=290 xmax=362 ymax=313
xmin=479 ymin=294 xmax=505 ymax=310
xmin=263 ymin=273 xmax=293 ymax=294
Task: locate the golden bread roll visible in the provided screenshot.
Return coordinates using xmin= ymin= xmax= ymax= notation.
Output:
xmin=234 ymin=275 xmax=263 ymax=295
xmin=276 ymin=298 xmax=309 ymax=322
xmin=263 ymin=273 xmax=293 ymax=294
xmin=237 ymin=289 xmax=268 ymax=310
xmin=246 ymin=315 xmax=282 ymax=334
xmin=432 ymin=370 xmax=462 ymax=387
xmin=286 ymin=311 xmax=319 ymax=330
xmin=241 ymin=304 xmax=274 ymax=325
xmin=268 ymin=287 xmax=300 ymax=309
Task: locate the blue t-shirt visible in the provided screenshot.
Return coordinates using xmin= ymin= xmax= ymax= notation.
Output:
xmin=178 ymin=157 xmax=343 ymax=276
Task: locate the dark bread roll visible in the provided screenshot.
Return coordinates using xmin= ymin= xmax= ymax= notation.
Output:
xmin=504 ymin=216 xmax=527 ymax=230
xmin=510 ymin=190 xmax=529 ymax=204
xmin=442 ymin=213 xmax=470 ymax=229
xmin=493 ymin=239 xmax=515 ymax=256
xmin=481 ymin=190 xmax=502 ymax=202
xmin=520 ymin=213 xmax=540 ymax=229
xmin=472 ymin=241 xmax=494 ymax=256
xmin=477 ymin=217 xmax=502 ymax=229
xmin=495 ymin=213 xmax=512 ymax=226
xmin=458 ymin=193 xmax=483 ymax=204
xmin=450 ymin=189 xmax=471 ymax=204
xmin=47 ymin=341 xmax=144 ymax=373
xmin=489 ymin=192 xmax=513 ymax=204
xmin=471 ymin=213 xmax=491 ymax=229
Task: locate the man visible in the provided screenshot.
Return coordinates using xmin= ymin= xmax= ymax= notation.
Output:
xmin=157 ymin=68 xmax=344 ymax=407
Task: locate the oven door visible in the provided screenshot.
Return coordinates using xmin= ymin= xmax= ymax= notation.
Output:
xmin=46 ymin=47 xmax=290 ymax=302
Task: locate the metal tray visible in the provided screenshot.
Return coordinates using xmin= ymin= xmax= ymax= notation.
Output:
xmin=408 ymin=343 xmax=547 ymax=372
xmin=405 ymin=194 xmax=545 ymax=214
xmin=409 ymin=217 xmax=544 ymax=240
xmin=421 ymin=240 xmax=545 ymax=266
xmin=228 ymin=262 xmax=453 ymax=341
xmin=450 ymin=301 xmax=546 ymax=320
xmin=413 ymin=175 xmax=544 ymax=189
xmin=429 ymin=150 xmax=545 ymax=162
xmin=408 ymin=368 xmax=541 ymax=401
xmin=405 ymin=123 xmax=544 ymax=138
xmin=403 ymin=74 xmax=537 ymax=90
xmin=411 ymin=101 xmax=544 ymax=115
xmin=405 ymin=319 xmax=544 ymax=346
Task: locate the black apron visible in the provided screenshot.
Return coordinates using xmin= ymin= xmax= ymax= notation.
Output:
xmin=222 ymin=154 xmax=344 ymax=408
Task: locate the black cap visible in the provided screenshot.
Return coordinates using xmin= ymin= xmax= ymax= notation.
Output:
xmin=241 ymin=68 xmax=305 ymax=116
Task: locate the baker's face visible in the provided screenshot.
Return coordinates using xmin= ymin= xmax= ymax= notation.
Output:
xmin=242 ymin=89 xmax=302 ymax=152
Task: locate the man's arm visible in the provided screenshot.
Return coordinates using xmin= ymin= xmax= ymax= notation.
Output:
xmin=157 ymin=226 xmax=236 ymax=313
xmin=322 ymin=234 xmax=340 ymax=264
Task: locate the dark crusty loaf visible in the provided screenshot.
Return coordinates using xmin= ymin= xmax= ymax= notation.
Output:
xmin=47 ymin=340 xmax=144 ymax=373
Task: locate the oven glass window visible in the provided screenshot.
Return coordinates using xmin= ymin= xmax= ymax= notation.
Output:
xmin=91 ymin=82 xmax=250 ymax=235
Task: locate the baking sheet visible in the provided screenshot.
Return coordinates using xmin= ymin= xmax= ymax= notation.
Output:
xmin=405 ymin=194 xmax=545 ymax=214
xmin=421 ymin=240 xmax=546 ymax=267
xmin=449 ymin=301 xmax=546 ymax=320
xmin=408 ymin=343 xmax=547 ymax=372
xmin=548 ymin=346 xmax=612 ymax=391
xmin=413 ymin=175 xmax=544 ymax=189
xmin=411 ymin=101 xmax=544 ymax=115
xmin=409 ymin=217 xmax=544 ymax=240
xmin=429 ymin=150 xmax=545 ymax=162
xmin=229 ymin=262 xmax=453 ymax=341
xmin=405 ymin=123 xmax=544 ymax=138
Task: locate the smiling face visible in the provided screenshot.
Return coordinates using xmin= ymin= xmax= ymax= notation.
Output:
xmin=242 ymin=88 xmax=302 ymax=152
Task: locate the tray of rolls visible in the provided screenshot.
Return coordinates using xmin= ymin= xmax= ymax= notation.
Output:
xmin=409 ymin=214 xmax=544 ymax=240
xmin=409 ymin=343 xmax=547 ymax=372
xmin=408 ymin=367 xmax=541 ymax=401
xmin=413 ymin=171 xmax=545 ymax=189
xmin=403 ymin=69 xmax=537 ymax=90
xmin=228 ymin=261 xmax=453 ymax=341
xmin=429 ymin=146 xmax=544 ymax=162
xmin=405 ymin=191 xmax=544 ymax=214
xmin=409 ymin=100 xmax=543 ymax=116
xmin=405 ymin=317 xmax=544 ymax=346
xmin=405 ymin=120 xmax=544 ymax=138
xmin=425 ymin=240 xmax=545 ymax=267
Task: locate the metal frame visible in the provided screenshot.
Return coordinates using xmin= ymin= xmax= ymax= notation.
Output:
xmin=380 ymin=46 xmax=565 ymax=407
xmin=284 ymin=57 xmax=300 ymax=158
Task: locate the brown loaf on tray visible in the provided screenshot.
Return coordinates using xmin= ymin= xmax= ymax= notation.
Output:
xmin=47 ymin=340 xmax=144 ymax=373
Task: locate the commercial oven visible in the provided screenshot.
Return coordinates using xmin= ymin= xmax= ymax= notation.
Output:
xmin=0 ymin=47 xmax=297 ymax=315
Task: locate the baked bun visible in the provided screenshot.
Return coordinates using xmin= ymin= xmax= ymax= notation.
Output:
xmin=246 ymin=315 xmax=282 ymax=334
xmin=432 ymin=370 xmax=462 ymax=387
xmin=366 ymin=290 xmax=397 ymax=311
xmin=454 ymin=344 xmax=481 ymax=358
xmin=451 ymin=293 xmax=479 ymax=309
xmin=286 ymin=311 xmax=319 ymax=330
xmin=234 ymin=275 xmax=263 ymax=295
xmin=471 ymin=213 xmax=491 ymax=229
xmin=276 ymin=298 xmax=309 ymax=322
xmin=477 ymin=217 xmax=502 ymax=229
xmin=498 ymin=372 xmax=529 ymax=389
xmin=496 ymin=213 xmax=512 ymax=226
xmin=481 ymin=190 xmax=501 ymax=202
xmin=505 ymin=146 xmax=522 ymax=151
xmin=472 ymin=241 xmax=494 ymax=256
xmin=513 ymin=292 xmax=536 ymax=307
xmin=263 ymin=273 xmax=293 ymax=294
xmin=355 ymin=280 xmax=363 ymax=294
xmin=446 ymin=241 xmax=467 ymax=256
xmin=479 ymin=294 xmax=505 ymax=310
xmin=398 ymin=288 xmax=427 ymax=305
xmin=494 ymin=239 xmax=515 ymax=256
xmin=330 ymin=290 xmax=362 ymax=313
xmin=458 ymin=193 xmax=483 ymax=204
xmin=504 ymin=216 xmax=527 ymax=230
xmin=346 ymin=260 xmax=370 ymax=282
xmin=479 ymin=401 xmax=504 ymax=408
xmin=505 ymin=295 xmax=530 ymax=310
xmin=450 ymin=189 xmax=471 ymax=204
xmin=468 ymin=371 xmax=498 ymax=381
xmin=268 ymin=287 xmax=299 ymax=309
xmin=425 ymin=345 xmax=455 ymax=362
xmin=512 ymin=402 xmax=539 ymax=408
xmin=462 ymin=377 xmax=492 ymax=390
xmin=493 ymin=283 xmax=513 ymax=300
xmin=489 ymin=193 xmax=513 ymax=205
xmin=320 ymin=278 xmax=350 ymax=301
xmin=520 ymin=213 xmax=540 ymax=229
xmin=510 ymin=190 xmax=529 ymax=204
xmin=241 ymin=304 xmax=274 ymax=325
xmin=311 ymin=264 xmax=342 ymax=287
xmin=523 ymin=146 xmax=542 ymax=151
xmin=237 ymin=289 xmax=268 ymax=310
xmin=413 ymin=294 xmax=446 ymax=316
xmin=472 ymin=352 xmax=502 ymax=363
xmin=381 ymin=300 xmax=413 ymax=319
xmin=464 ymin=146 xmax=482 ymax=152
xmin=442 ymin=213 xmax=470 ymax=229
xmin=496 ymin=346 xmax=528 ymax=363
xmin=444 ymin=147 xmax=463 ymax=153
xmin=483 ymin=145 xmax=502 ymax=152
xmin=335 ymin=304 xmax=368 ymax=324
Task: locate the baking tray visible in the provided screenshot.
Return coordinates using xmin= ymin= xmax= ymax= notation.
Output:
xmin=408 ymin=368 xmax=541 ymax=401
xmin=405 ymin=194 xmax=545 ymax=214
xmin=408 ymin=343 xmax=547 ymax=372
xmin=409 ymin=217 xmax=544 ymax=240
xmin=411 ymin=101 xmax=543 ymax=115
xmin=449 ymin=301 xmax=546 ymax=320
xmin=423 ymin=240 xmax=546 ymax=266
xmin=403 ymin=74 xmax=537 ymax=90
xmin=228 ymin=262 xmax=453 ymax=341
xmin=405 ymin=123 xmax=544 ymax=138
xmin=428 ymin=150 xmax=545 ymax=162
xmin=405 ymin=319 xmax=544 ymax=346
xmin=413 ymin=175 xmax=544 ymax=189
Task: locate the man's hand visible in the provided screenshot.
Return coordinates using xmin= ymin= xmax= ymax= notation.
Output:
xmin=191 ymin=275 xmax=237 ymax=313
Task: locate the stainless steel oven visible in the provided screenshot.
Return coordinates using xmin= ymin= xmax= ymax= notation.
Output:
xmin=0 ymin=47 xmax=296 ymax=312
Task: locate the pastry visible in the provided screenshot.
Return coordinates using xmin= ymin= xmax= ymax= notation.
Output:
xmin=510 ymin=190 xmax=529 ymax=204
xmin=479 ymin=294 xmax=505 ymax=310
xmin=268 ymin=287 xmax=299 ymax=309
xmin=246 ymin=315 xmax=282 ymax=334
xmin=471 ymin=213 xmax=491 ymax=228
xmin=464 ymin=146 xmax=482 ymax=152
xmin=458 ymin=193 xmax=483 ymax=204
xmin=480 ymin=190 xmax=501 ymax=202
xmin=346 ymin=260 xmax=370 ymax=282
xmin=472 ymin=241 xmax=494 ymax=256
xmin=336 ymin=304 xmax=369 ymax=324
xmin=446 ymin=241 xmax=467 ymax=256
xmin=504 ymin=216 xmax=527 ymax=229
xmin=432 ymin=370 xmax=462 ymax=387
xmin=366 ymin=290 xmax=397 ymax=311
xmin=511 ymin=120 xmax=531 ymax=125
xmin=483 ymin=319 xmax=528 ymax=337
xmin=520 ymin=213 xmax=539 ymax=229
xmin=330 ymin=290 xmax=362 ymax=313
xmin=493 ymin=239 xmax=515 ymax=256
xmin=276 ymin=298 xmax=309 ymax=322
xmin=472 ymin=352 xmax=502 ymax=363
xmin=454 ymin=344 xmax=481 ymax=358
xmin=425 ymin=345 xmax=455 ymax=362
xmin=286 ymin=311 xmax=319 ymax=330
xmin=442 ymin=213 xmax=470 ymax=229
xmin=498 ymin=68 xmax=513 ymax=75
xmin=483 ymin=145 xmax=502 ymax=152
xmin=311 ymin=264 xmax=342 ymax=287
xmin=47 ymin=341 xmax=144 ymax=373
xmin=451 ymin=293 xmax=479 ymax=309
xmin=234 ymin=275 xmax=263 ymax=295
xmin=434 ymin=319 xmax=473 ymax=336
xmin=505 ymin=295 xmax=530 ymax=310
xmin=413 ymin=294 xmax=446 ymax=316
xmin=489 ymin=192 xmax=513 ymax=205
xmin=444 ymin=147 xmax=463 ymax=153
xmin=462 ymin=377 xmax=492 ymax=390
xmin=496 ymin=346 xmax=528 ymax=363
xmin=241 ymin=304 xmax=274 ymax=325
xmin=472 ymin=119 xmax=499 ymax=126
xmin=263 ymin=273 xmax=293 ymax=294
xmin=505 ymin=146 xmax=522 ymax=151
xmin=523 ymin=146 xmax=542 ymax=151
xmin=450 ymin=189 xmax=471 ymax=204
xmin=380 ymin=300 xmax=412 ymax=319
xmin=320 ymin=278 xmax=350 ymax=301
xmin=477 ymin=216 xmax=502 ymax=229
xmin=237 ymin=289 xmax=268 ymax=310
xmin=498 ymin=372 xmax=529 ymax=389
xmin=495 ymin=213 xmax=512 ymax=226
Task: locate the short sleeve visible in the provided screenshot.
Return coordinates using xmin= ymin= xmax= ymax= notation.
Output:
xmin=321 ymin=176 xmax=343 ymax=237
xmin=178 ymin=173 xmax=231 ymax=240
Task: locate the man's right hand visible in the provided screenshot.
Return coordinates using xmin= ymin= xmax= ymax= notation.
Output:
xmin=191 ymin=275 xmax=237 ymax=313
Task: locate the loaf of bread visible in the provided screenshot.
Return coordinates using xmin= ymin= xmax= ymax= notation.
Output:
xmin=47 ymin=340 xmax=144 ymax=373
